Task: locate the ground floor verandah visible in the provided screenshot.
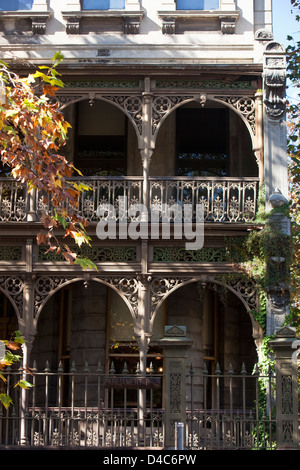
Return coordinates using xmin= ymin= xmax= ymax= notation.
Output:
xmin=0 ymin=275 xmax=299 ymax=450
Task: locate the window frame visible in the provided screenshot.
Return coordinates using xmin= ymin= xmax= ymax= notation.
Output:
xmin=176 ymin=0 xmax=220 ymax=11
xmin=0 ymin=0 xmax=33 ymax=11
xmin=81 ymin=0 xmax=125 ymax=11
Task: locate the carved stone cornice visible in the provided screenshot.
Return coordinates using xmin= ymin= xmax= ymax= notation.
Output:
xmin=158 ymin=10 xmax=240 ymax=35
xmin=0 ymin=10 xmax=51 ymax=35
xmin=61 ymin=10 xmax=143 ymax=35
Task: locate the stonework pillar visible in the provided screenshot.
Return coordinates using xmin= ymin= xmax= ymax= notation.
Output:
xmin=266 ymin=190 xmax=291 ymax=336
xmin=263 ymin=41 xmax=288 ymax=207
xmin=270 ymin=326 xmax=299 ymax=450
xmin=159 ymin=326 xmax=192 ymax=448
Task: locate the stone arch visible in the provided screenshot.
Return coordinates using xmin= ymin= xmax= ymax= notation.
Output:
xmin=33 ymin=276 xmax=137 ymax=332
xmin=150 ymin=276 xmax=263 ymax=343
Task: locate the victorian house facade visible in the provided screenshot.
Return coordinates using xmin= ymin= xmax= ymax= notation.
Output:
xmin=0 ymin=0 xmax=298 ymax=450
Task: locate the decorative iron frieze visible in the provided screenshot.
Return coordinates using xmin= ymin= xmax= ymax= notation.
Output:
xmin=38 ymin=246 xmax=137 ymax=262
xmin=152 ymin=95 xmax=200 ymax=135
xmin=154 ymin=80 xmax=253 ymax=90
xmin=150 ymin=277 xmax=191 ymax=318
xmin=150 ymin=275 xmax=258 ymax=319
xmin=214 ymin=96 xmax=256 ymax=135
xmin=64 ymin=80 xmax=141 ymax=89
xmin=153 ymin=247 xmax=227 ymax=263
xmin=0 ymin=276 xmax=24 ymax=318
xmin=33 ymin=275 xmax=139 ymax=319
xmin=103 ymin=95 xmax=143 ymax=134
xmin=0 ymin=246 xmax=22 ymax=261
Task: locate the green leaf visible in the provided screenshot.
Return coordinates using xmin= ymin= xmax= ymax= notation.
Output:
xmin=14 ymin=330 xmax=25 ymax=344
xmin=52 ymin=51 xmax=64 ymax=67
xmin=74 ymin=257 xmax=98 ymax=271
xmin=0 ymin=393 xmax=13 ymax=409
xmin=14 ymin=380 xmax=33 ymax=390
xmin=0 ymin=373 xmax=7 ymax=383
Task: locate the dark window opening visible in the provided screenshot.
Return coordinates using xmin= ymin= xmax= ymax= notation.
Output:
xmin=76 ymin=135 xmax=127 ymax=176
xmin=74 ymin=101 xmax=127 ymax=176
xmin=176 ymin=107 xmax=229 ymax=177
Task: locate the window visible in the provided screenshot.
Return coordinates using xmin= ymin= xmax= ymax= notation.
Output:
xmin=75 ymin=100 xmax=127 ymax=176
xmin=176 ymin=107 xmax=229 ymax=177
xmin=0 ymin=0 xmax=33 ymax=10
xmin=82 ymin=0 xmax=125 ymax=9
xmin=177 ymin=0 xmax=219 ymax=9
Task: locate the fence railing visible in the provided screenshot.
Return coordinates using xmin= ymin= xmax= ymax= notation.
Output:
xmin=0 ymin=176 xmax=259 ymax=224
xmin=185 ymin=364 xmax=276 ymax=450
xmin=0 ymin=362 xmax=277 ymax=450
xmin=0 ymin=364 xmax=164 ymax=448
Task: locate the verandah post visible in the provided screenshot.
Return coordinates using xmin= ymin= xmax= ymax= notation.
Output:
xmin=159 ymin=326 xmax=192 ymax=448
xmin=269 ymin=326 xmax=299 ymax=450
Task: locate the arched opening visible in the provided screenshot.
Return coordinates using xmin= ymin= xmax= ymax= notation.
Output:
xmin=61 ymin=99 xmax=141 ymax=176
xmin=30 ymin=280 xmax=163 ymax=408
xmin=0 ymin=290 xmax=19 ymax=341
xmin=153 ymin=281 xmax=258 ymax=410
xmin=150 ymin=99 xmax=258 ymax=178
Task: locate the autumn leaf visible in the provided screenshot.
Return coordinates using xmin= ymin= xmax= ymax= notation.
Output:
xmin=0 ymin=57 xmax=97 ymax=275
xmin=6 ymin=341 xmax=20 ymax=351
xmin=63 ymin=250 xmax=77 ymax=264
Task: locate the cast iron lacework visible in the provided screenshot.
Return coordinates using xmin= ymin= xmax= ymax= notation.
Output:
xmin=34 ymin=276 xmax=139 ymax=319
xmin=102 ymin=96 xmax=143 ymax=134
xmin=0 ymin=276 xmax=24 ymax=318
xmin=214 ymin=96 xmax=256 ymax=135
xmin=0 ymin=179 xmax=28 ymax=221
xmin=149 ymin=178 xmax=258 ymax=223
xmin=64 ymin=80 xmax=141 ymax=89
xmin=150 ymin=276 xmax=258 ymax=318
xmin=152 ymin=95 xmax=199 ymax=135
xmin=153 ymin=247 xmax=227 ymax=262
xmin=36 ymin=177 xmax=143 ymax=222
xmin=38 ymin=246 xmax=137 ymax=262
xmin=0 ymin=246 xmax=22 ymax=261
xmin=154 ymin=80 xmax=253 ymax=89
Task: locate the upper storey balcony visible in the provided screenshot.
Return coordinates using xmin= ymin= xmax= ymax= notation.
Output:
xmin=0 ymin=84 xmax=261 ymax=226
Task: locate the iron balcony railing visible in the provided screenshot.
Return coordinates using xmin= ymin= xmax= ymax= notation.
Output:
xmin=0 ymin=176 xmax=260 ymax=224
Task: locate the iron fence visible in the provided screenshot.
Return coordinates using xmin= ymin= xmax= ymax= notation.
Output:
xmin=0 ymin=364 xmax=164 ymax=448
xmin=0 ymin=362 xmax=277 ymax=449
xmin=185 ymin=364 xmax=277 ymax=450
